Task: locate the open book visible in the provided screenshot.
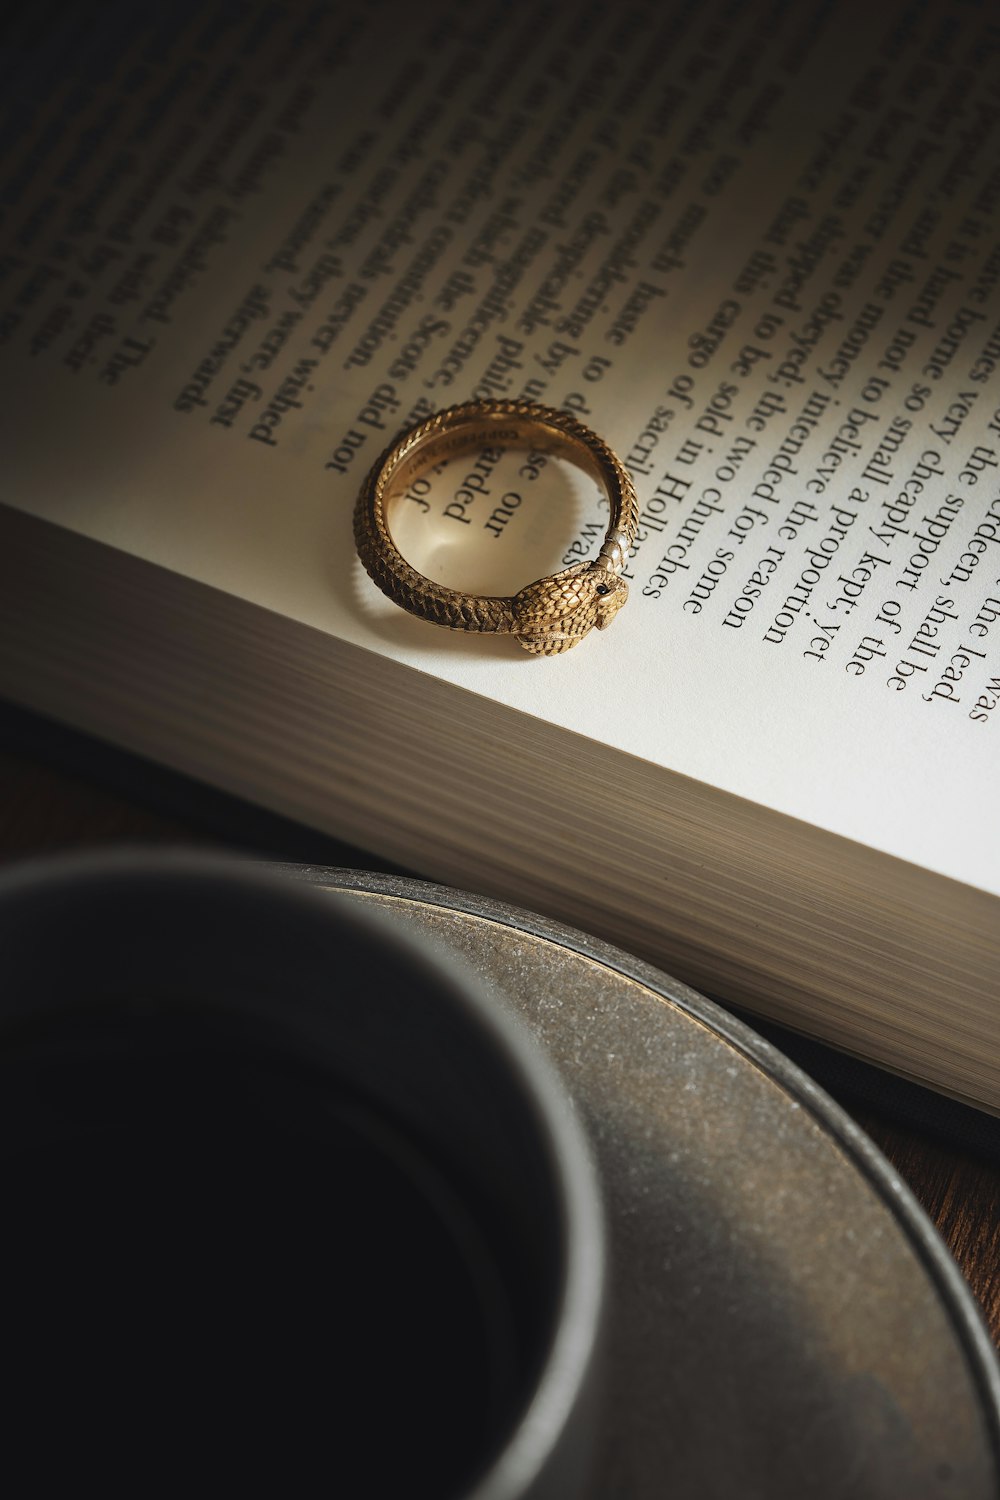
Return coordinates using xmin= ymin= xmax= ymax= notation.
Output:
xmin=2 ymin=0 xmax=998 ymax=1109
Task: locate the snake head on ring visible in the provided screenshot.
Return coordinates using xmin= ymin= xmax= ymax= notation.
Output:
xmin=511 ymin=564 xmax=630 ymax=656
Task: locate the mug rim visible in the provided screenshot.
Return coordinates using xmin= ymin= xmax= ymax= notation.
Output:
xmin=0 ymin=847 xmax=607 ymax=1500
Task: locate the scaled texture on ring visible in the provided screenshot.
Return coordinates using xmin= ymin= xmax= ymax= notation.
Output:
xmin=353 ymin=399 xmax=638 ymax=656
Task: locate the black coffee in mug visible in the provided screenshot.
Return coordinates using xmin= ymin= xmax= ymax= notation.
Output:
xmin=1 ymin=1007 xmax=545 ymax=1493
xmin=0 ymin=856 xmax=605 ymax=1498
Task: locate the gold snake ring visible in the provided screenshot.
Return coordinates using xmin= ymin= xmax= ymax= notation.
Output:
xmin=353 ymin=399 xmax=638 ymax=656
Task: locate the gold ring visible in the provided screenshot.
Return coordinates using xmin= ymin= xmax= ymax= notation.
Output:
xmin=353 ymin=399 xmax=638 ymax=656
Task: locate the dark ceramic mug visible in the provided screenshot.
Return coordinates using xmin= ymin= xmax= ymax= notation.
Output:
xmin=0 ymin=851 xmax=605 ymax=1498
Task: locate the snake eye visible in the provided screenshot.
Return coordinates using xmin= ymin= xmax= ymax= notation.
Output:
xmin=595 ymin=584 xmax=610 ymax=596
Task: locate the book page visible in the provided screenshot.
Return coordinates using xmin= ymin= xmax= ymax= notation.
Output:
xmin=1 ymin=0 xmax=998 ymax=892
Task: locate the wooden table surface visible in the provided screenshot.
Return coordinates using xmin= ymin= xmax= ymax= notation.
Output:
xmin=2 ymin=734 xmax=999 ymax=1356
